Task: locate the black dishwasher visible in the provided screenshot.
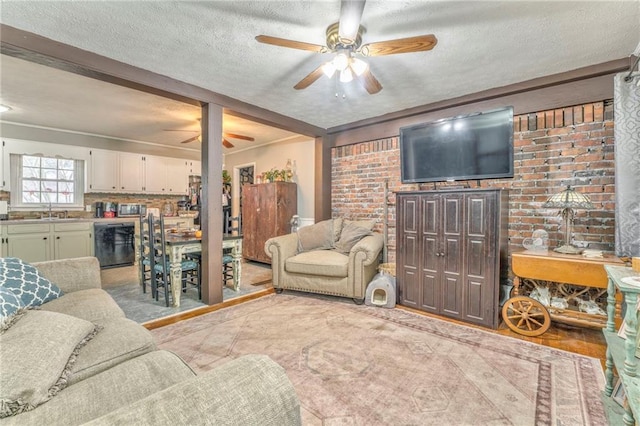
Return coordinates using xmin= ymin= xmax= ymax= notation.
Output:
xmin=94 ymin=222 xmax=136 ymax=268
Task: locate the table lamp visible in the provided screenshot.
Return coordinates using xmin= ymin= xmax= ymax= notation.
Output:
xmin=542 ymin=185 xmax=594 ymax=254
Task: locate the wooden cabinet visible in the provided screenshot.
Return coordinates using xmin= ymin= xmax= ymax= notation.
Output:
xmin=118 ymin=152 xmax=144 ymax=192
xmin=242 ymin=182 xmax=297 ymax=264
xmin=396 ymin=189 xmax=508 ymax=328
xmin=1 ymin=221 xmax=93 ymax=262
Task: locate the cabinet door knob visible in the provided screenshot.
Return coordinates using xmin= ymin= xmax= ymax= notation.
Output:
xmin=56 ymin=236 xmax=60 ymax=240
xmin=43 ymin=237 xmax=47 ymax=240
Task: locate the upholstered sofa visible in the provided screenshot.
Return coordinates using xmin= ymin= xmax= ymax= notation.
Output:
xmin=0 ymin=256 xmax=300 ymax=425
xmin=265 ymin=218 xmax=384 ymax=303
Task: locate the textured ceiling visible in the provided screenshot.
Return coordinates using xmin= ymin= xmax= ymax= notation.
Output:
xmin=0 ymin=1 xmax=639 ymax=147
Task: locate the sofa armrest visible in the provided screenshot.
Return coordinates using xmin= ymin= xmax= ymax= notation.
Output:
xmin=349 ymin=233 xmax=384 ymax=266
xmin=85 ymin=354 xmax=301 ymax=426
xmin=265 ymin=233 xmax=299 ymax=286
xmin=32 ymin=256 xmax=102 ymax=293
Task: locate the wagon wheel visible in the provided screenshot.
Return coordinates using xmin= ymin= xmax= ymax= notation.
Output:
xmin=501 ymin=296 xmax=551 ymax=337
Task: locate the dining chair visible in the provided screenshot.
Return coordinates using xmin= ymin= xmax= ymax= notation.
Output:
xmin=138 ymin=213 xmax=154 ymax=297
xmin=148 ymin=213 xmax=200 ymax=307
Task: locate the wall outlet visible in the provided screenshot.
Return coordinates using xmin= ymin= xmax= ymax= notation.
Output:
xmin=85 ymin=205 xmax=92 ymax=212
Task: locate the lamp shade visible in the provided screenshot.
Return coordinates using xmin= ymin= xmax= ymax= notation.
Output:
xmin=542 ymin=186 xmax=594 ymax=209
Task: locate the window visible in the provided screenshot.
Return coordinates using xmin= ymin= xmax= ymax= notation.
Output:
xmin=10 ymin=154 xmax=85 ymax=210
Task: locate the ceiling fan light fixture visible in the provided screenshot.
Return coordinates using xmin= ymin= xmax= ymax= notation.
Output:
xmin=333 ymin=51 xmax=350 ymax=71
xmin=340 ymin=67 xmax=354 ymax=83
xmin=351 ymin=57 xmax=368 ymax=76
xmin=322 ymin=61 xmax=337 ymax=78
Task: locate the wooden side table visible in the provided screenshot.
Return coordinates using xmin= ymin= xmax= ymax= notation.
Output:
xmin=508 ymin=250 xmax=624 ymax=330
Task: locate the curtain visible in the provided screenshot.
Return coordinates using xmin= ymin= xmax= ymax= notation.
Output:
xmin=614 ymin=72 xmax=640 ymax=258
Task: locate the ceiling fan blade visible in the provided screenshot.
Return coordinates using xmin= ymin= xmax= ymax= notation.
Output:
xmin=294 ymin=64 xmax=326 ymax=90
xmin=223 ymin=132 xmax=255 ymax=142
xmin=180 ymin=135 xmax=200 ymax=144
xmin=360 ymin=34 xmax=438 ymax=57
xmin=255 ymin=35 xmax=327 ymax=53
xmin=222 ymin=139 xmax=234 ymax=149
xmin=356 ymin=67 xmax=382 ymax=94
xmin=164 ymin=129 xmax=199 ymax=132
xmin=339 ymin=0 xmax=366 ymax=44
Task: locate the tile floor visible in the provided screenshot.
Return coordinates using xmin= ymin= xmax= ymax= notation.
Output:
xmin=101 ymin=260 xmax=272 ymax=324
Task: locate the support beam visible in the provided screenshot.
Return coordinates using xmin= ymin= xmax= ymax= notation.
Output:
xmin=200 ymin=103 xmax=223 ymax=305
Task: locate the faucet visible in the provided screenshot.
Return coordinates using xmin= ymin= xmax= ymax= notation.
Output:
xmin=41 ymin=201 xmax=52 ymax=219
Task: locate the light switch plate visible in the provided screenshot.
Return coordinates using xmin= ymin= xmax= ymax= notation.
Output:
xmin=85 ymin=205 xmax=92 ymax=212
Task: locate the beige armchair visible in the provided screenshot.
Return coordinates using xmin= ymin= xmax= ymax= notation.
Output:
xmin=265 ymin=218 xmax=383 ymax=304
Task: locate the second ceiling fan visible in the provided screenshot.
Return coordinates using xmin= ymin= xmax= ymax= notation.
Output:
xmin=256 ymin=0 xmax=437 ymax=94
xmin=177 ymin=132 xmax=255 ymax=148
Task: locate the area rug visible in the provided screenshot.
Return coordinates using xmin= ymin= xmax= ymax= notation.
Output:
xmin=152 ymin=293 xmax=606 ymax=426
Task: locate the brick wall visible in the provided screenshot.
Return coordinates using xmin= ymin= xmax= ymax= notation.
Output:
xmin=331 ymin=100 xmax=616 ymax=262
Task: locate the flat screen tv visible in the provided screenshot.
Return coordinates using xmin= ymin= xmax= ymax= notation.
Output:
xmin=400 ymin=106 xmax=514 ymax=183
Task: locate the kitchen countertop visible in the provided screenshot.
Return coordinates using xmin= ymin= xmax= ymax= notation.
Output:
xmin=0 ymin=216 xmax=194 ymax=225
xmin=0 ymin=217 xmax=138 ymax=225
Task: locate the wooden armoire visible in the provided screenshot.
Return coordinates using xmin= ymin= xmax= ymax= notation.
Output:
xmin=241 ymin=182 xmax=297 ymax=264
xmin=396 ymin=188 xmax=509 ymax=328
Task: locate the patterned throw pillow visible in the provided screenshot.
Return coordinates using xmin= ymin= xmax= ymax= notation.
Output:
xmin=0 ymin=257 xmax=63 ymax=308
xmin=0 ymin=287 xmax=24 ymax=330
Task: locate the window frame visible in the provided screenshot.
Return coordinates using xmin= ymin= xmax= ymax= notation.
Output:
xmin=9 ymin=153 xmax=85 ymax=211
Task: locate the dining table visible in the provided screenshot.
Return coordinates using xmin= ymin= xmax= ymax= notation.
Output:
xmin=164 ymin=233 xmax=243 ymax=307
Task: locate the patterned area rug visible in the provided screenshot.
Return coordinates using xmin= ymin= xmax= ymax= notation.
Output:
xmin=152 ymin=294 xmax=606 ymax=425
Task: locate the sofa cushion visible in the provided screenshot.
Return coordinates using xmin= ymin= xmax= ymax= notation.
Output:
xmin=332 ymin=217 xmax=344 ymax=243
xmin=297 ymin=219 xmax=335 ymax=252
xmin=345 ymin=218 xmax=376 ymax=231
xmin=286 ymin=250 xmax=348 ymax=278
xmin=68 ymin=317 xmax=157 ymax=385
xmin=335 ymin=222 xmax=373 ymax=255
xmin=0 ymin=257 xmax=63 ymax=308
xmin=40 ymin=288 xmax=125 ymax=322
xmin=0 ymin=287 xmax=24 ymax=330
xmin=0 ymin=310 xmax=98 ymax=418
xmin=2 ymin=350 xmax=195 ymax=426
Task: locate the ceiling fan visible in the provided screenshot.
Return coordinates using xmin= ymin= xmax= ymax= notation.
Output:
xmin=255 ymin=0 xmax=437 ymax=94
xmin=164 ymin=129 xmax=255 ymax=148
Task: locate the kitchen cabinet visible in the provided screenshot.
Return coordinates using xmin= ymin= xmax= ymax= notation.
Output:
xmin=0 ymin=221 xmax=93 ymax=263
xmin=118 ymin=152 xmax=144 ymax=192
xmin=52 ymin=222 xmax=94 ymax=260
xmin=142 ymin=156 xmax=188 ymax=194
xmin=89 ymin=149 xmax=118 ymax=192
xmin=396 ymin=189 xmax=508 ymax=328
xmin=4 ymin=223 xmax=52 ymax=262
xmin=186 ymin=160 xmax=201 ymax=176
xmin=89 ymin=150 xmax=143 ymax=193
xmin=242 ymin=182 xmax=297 ymax=264
xmin=88 ymin=149 xmax=194 ymax=195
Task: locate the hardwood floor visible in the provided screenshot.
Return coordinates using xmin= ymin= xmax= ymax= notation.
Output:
xmin=398 ymin=305 xmax=607 ymax=367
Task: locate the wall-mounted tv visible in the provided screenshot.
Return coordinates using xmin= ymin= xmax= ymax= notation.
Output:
xmin=400 ymin=106 xmax=514 ymax=183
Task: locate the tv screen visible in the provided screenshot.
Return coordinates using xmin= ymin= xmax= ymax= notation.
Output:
xmin=400 ymin=106 xmax=514 ymax=183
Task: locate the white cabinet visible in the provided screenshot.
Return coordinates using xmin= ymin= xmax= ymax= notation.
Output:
xmin=1 ymin=222 xmax=93 ymax=263
xmin=89 ymin=149 xmax=192 ymax=195
xmin=118 ymin=152 xmax=144 ymax=192
xmin=89 ymin=149 xmax=119 ymax=192
xmin=186 ymin=160 xmax=201 ymax=176
xmin=89 ymin=150 xmax=144 ymax=193
xmin=165 ymin=158 xmax=188 ymax=194
xmin=0 ymin=140 xmax=5 ymax=191
xmin=52 ymin=222 xmax=93 ymax=260
xmin=4 ymin=223 xmax=52 ymax=263
xmin=143 ymin=156 xmax=188 ymax=195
